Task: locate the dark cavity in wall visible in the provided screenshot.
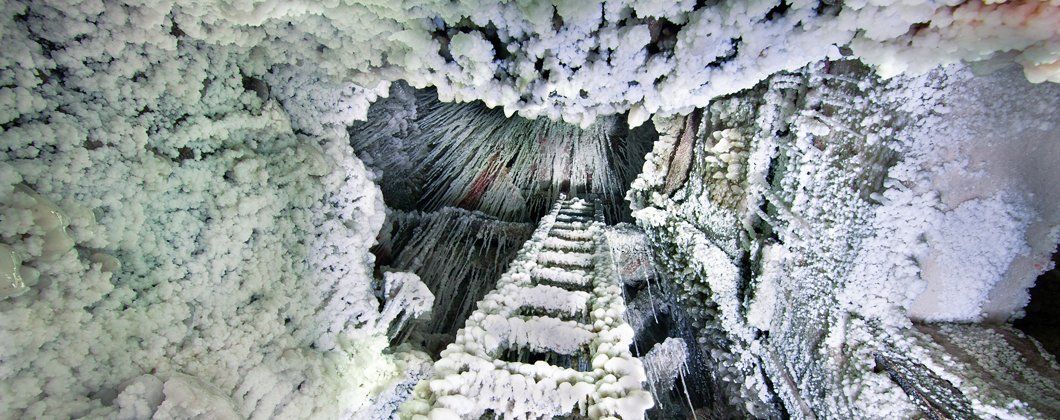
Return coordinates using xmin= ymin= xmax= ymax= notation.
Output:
xmin=372 ymin=208 xmax=534 ymax=354
xmin=1013 ymin=246 xmax=1060 ymax=358
xmin=624 ymin=272 xmax=721 ymax=419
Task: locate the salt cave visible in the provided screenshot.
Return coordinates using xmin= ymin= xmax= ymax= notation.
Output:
xmin=1 ymin=0 xmax=1059 ymax=419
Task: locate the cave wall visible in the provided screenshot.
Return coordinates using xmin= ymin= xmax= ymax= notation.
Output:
xmin=628 ymin=60 xmax=1060 ymax=418
xmin=606 ymin=223 xmax=733 ymax=418
xmin=0 ymin=2 xmax=427 ymax=417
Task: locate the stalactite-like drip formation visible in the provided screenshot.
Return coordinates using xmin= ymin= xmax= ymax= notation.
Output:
xmin=350 ymin=83 xmax=656 ymax=223
xmin=374 ymin=207 xmax=534 ymax=352
xmin=606 ymin=223 xmax=722 ymax=418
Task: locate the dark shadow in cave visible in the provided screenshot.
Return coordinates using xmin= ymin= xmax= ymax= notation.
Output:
xmin=626 ymin=278 xmax=718 ymax=419
xmin=350 ymin=81 xmax=659 ymax=358
xmin=1013 ymin=246 xmax=1060 ymax=358
xmin=348 ymin=82 xmax=657 ymax=226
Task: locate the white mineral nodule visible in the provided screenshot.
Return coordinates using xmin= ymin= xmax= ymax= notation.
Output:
xmin=0 ymin=244 xmax=27 ymax=299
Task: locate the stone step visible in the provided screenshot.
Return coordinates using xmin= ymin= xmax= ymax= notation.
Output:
xmin=542 ymin=237 xmax=594 ymax=252
xmin=549 ymin=229 xmax=594 ymax=241
xmin=537 ymin=251 xmax=594 ymax=269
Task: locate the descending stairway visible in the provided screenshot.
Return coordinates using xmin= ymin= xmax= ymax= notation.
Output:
xmin=402 ymin=196 xmax=653 ymax=419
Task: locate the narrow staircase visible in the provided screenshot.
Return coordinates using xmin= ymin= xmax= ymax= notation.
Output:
xmin=402 ymin=196 xmax=653 ymax=419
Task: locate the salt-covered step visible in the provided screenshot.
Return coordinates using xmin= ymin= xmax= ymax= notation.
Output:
xmin=537 ymin=250 xmax=594 ymax=269
xmin=542 ymin=237 xmax=594 ymax=253
xmin=555 ymin=214 xmax=591 ymax=223
xmin=483 ymin=314 xmax=594 ymax=351
xmin=508 ymin=284 xmax=591 ymax=324
xmin=558 ymin=201 xmax=593 ymax=210
xmin=558 ymin=208 xmax=593 ymax=217
xmin=481 ymin=314 xmax=595 ymax=371
xmin=549 ymin=228 xmax=595 ymax=241
xmin=531 ymin=266 xmax=593 ymax=292
xmin=515 ymin=305 xmax=590 ymax=325
xmin=498 ymin=345 xmax=592 ymax=371
xmin=556 ymin=214 xmax=592 ymax=222
xmin=551 ymin=221 xmax=591 ymax=230
xmin=532 ymin=278 xmax=592 ymax=293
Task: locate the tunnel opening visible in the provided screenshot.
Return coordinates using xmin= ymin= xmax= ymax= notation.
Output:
xmin=349 ymin=82 xmax=657 ymax=226
xmin=352 ymin=82 xmax=658 ymax=358
xmin=621 ymin=272 xmax=719 ymax=419
xmin=633 ymin=311 xmax=674 ymax=356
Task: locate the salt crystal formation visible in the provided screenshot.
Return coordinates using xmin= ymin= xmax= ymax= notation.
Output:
xmin=0 ymin=0 xmax=1057 ymax=418
xmin=374 ymin=207 xmax=534 ymax=350
xmin=628 ymin=61 xmax=1060 ymax=418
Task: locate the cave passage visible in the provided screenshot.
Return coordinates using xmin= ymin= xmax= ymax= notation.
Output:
xmin=2 ymin=2 xmax=1059 ymax=419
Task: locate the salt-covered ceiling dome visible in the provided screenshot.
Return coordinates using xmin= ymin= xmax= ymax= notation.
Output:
xmin=92 ymin=0 xmax=1059 ymax=128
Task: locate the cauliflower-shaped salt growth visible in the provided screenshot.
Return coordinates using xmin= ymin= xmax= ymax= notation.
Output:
xmin=851 ymin=0 xmax=1060 ymax=83
xmin=266 ymin=64 xmax=389 ymax=136
xmin=628 ymin=0 xmax=697 ymax=22
xmin=908 ymin=192 xmax=1032 ymax=322
xmin=121 ymin=0 xmax=1055 ymax=127
xmin=0 ymin=2 xmax=50 ymax=126
xmin=447 ymin=32 xmax=497 ymax=89
xmin=842 ymin=183 xmax=942 ymax=323
xmin=135 ymin=374 xmax=240 ymax=420
xmin=113 ymin=375 xmax=167 ymax=420
xmin=0 ymin=3 xmax=406 ymax=417
xmin=23 ymin=0 xmax=1057 ymax=134
xmin=702 ymin=128 xmax=750 ymax=207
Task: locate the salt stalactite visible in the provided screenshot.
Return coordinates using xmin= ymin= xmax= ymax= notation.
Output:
xmin=641 ymin=338 xmax=700 ymax=420
xmin=374 ymin=207 xmax=534 ymax=350
xmin=641 ymin=338 xmax=690 ymax=394
xmin=350 ymin=83 xmax=656 ymax=223
xmin=377 ymin=272 xmax=435 ymax=342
